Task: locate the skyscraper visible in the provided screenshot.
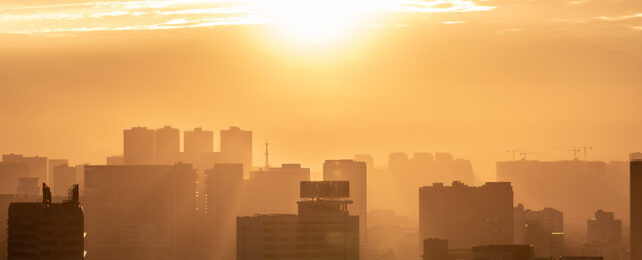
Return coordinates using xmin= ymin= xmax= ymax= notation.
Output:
xmin=585 ymin=210 xmax=622 ymax=260
xmin=48 ymin=159 xmax=68 ymax=184
xmin=220 ymin=126 xmax=252 ymax=178
xmin=155 ymin=125 xmax=180 ymax=164
xmin=632 ymin=154 xmax=642 ymax=260
xmin=206 ymin=163 xmax=244 ymax=260
xmin=7 ymin=183 xmax=84 ymax=260
xmin=123 ymin=127 xmax=155 ymax=165
xmin=3 ymin=154 xmax=48 ymax=186
xmin=183 ymin=127 xmax=214 ymax=164
xmin=419 ymin=181 xmax=514 ymax=249
xmin=323 ymin=159 xmax=367 ymax=250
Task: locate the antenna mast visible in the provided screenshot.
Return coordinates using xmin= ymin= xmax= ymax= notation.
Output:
xmin=264 ymin=142 xmax=270 ymax=169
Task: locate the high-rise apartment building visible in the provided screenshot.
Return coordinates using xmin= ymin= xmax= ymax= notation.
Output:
xmin=183 ymin=127 xmax=214 ymax=165
xmin=419 ymin=181 xmax=513 ymax=249
xmin=53 ymin=164 xmax=76 ymax=197
xmin=631 ymin=155 xmax=642 ymax=260
xmin=250 ymin=164 xmax=310 ymax=214
xmin=7 ymin=184 xmax=84 ymax=260
xmin=155 ymin=126 xmax=180 ymax=164
xmin=206 ymin=163 xmax=244 ymax=260
xmin=123 ymin=127 xmax=155 ymax=165
xmin=220 ymin=126 xmax=252 ymax=178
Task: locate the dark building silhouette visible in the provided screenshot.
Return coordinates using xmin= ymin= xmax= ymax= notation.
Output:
xmin=83 ymin=164 xmax=197 ymax=259
xmin=7 ymin=183 xmax=84 ymax=260
xmin=206 ymin=163 xmax=245 ymax=260
xmin=583 ymin=210 xmax=622 ymax=260
xmin=53 ymin=164 xmax=76 ymax=197
xmin=631 ymin=155 xmax=642 ymax=260
xmin=323 ymin=159 xmax=367 ymax=250
xmin=236 ymin=181 xmax=359 ymax=260
xmin=183 ymin=127 xmax=214 ymax=165
xmin=423 ymin=238 xmax=449 ymax=260
xmin=154 ymin=126 xmax=180 ymax=165
xmin=0 ymin=162 xmax=29 ymax=194
xmin=123 ymin=127 xmax=155 ymax=165
xmin=3 ymin=154 xmax=48 ymax=188
xmin=419 ymin=181 xmax=513 ymax=249
xmin=220 ymin=126 xmax=252 ymax=178
xmin=559 ymin=257 xmax=604 ymax=260
xmin=472 ymin=245 xmax=534 ymax=260
xmin=0 ymin=194 xmax=41 ymax=260
xmin=250 ymin=164 xmax=310 ymax=214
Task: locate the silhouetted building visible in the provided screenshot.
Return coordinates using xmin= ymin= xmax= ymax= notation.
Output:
xmin=155 ymin=126 xmax=180 ymax=164
xmin=583 ymin=210 xmax=622 ymax=260
xmin=559 ymin=257 xmax=603 ymax=260
xmin=354 ymin=154 xmax=374 ymax=172
xmin=105 ymin=155 xmax=123 ymax=165
xmin=206 ymin=163 xmax=244 ymax=260
xmin=497 ymin=160 xmax=625 ymax=229
xmin=3 ymin=154 xmax=48 ymax=187
xmin=48 ymin=159 xmax=68 ymax=183
xmin=514 ymin=204 xmax=564 ymax=257
xmin=83 ymin=164 xmax=197 ymax=259
xmin=53 ymin=164 xmax=76 ymax=197
xmin=18 ymin=177 xmax=40 ymax=196
xmin=323 ymin=159 xmax=367 ymax=250
xmin=7 ymin=183 xmax=83 ymax=260
xmin=123 ymin=127 xmax=155 ymax=165
xmin=472 ymin=245 xmax=534 ymax=260
xmin=419 ymin=181 xmax=513 ymax=249
xmin=0 ymin=194 xmax=41 ymax=260
xmin=0 ymin=162 xmax=28 ymax=194
xmin=631 ymin=155 xmax=642 ymax=260
xmin=236 ymin=181 xmax=359 ymax=260
xmin=183 ymin=127 xmax=214 ymax=165
xmin=423 ymin=238 xmax=449 ymax=260
xmin=250 ymin=164 xmax=310 ymax=214
xmin=220 ymin=126 xmax=252 ymax=178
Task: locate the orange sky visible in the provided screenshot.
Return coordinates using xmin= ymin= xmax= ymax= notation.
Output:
xmin=1 ymin=0 xmax=641 ymax=181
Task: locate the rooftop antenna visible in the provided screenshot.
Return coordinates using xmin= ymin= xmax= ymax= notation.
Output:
xmin=264 ymin=142 xmax=270 ymax=169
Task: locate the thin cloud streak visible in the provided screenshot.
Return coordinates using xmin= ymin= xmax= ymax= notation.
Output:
xmin=0 ymin=0 xmax=495 ymax=34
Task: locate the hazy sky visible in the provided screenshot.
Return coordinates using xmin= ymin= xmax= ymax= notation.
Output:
xmin=1 ymin=0 xmax=641 ymax=181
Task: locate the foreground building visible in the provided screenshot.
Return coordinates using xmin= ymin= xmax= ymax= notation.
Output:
xmin=237 ymin=181 xmax=359 ymax=260
xmin=7 ymin=183 xmax=84 ymax=260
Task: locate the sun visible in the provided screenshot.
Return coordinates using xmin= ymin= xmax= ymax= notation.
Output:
xmin=258 ymin=0 xmax=382 ymax=45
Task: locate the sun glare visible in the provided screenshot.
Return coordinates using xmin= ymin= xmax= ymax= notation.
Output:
xmin=258 ymin=0 xmax=385 ymax=45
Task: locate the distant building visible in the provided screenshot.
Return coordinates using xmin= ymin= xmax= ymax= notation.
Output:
xmin=83 ymin=164 xmax=198 ymax=259
xmin=7 ymin=183 xmax=84 ymax=260
xmin=155 ymin=126 xmax=180 ymax=164
xmin=123 ymin=127 xmax=155 ymax=165
xmin=0 ymin=162 xmax=28 ymax=194
xmin=17 ymin=177 xmax=39 ymax=196
xmin=354 ymin=154 xmax=374 ymax=172
xmin=48 ymin=159 xmax=68 ymax=183
xmin=514 ymin=204 xmax=564 ymax=257
xmin=419 ymin=181 xmax=513 ymax=249
xmin=3 ymin=154 xmax=48 ymax=186
xmin=423 ymin=238 xmax=449 ymax=260
xmin=237 ymin=181 xmax=359 ymax=260
xmin=206 ymin=163 xmax=245 ymax=260
xmin=323 ymin=159 xmax=367 ymax=250
xmin=250 ymin=164 xmax=310 ymax=214
xmin=220 ymin=126 xmax=252 ymax=178
xmin=53 ymin=164 xmax=76 ymax=197
xmin=472 ymin=245 xmax=534 ymax=260
xmin=183 ymin=127 xmax=214 ymax=165
xmin=105 ymin=155 xmax=123 ymax=165
xmin=583 ymin=210 xmax=622 ymax=260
